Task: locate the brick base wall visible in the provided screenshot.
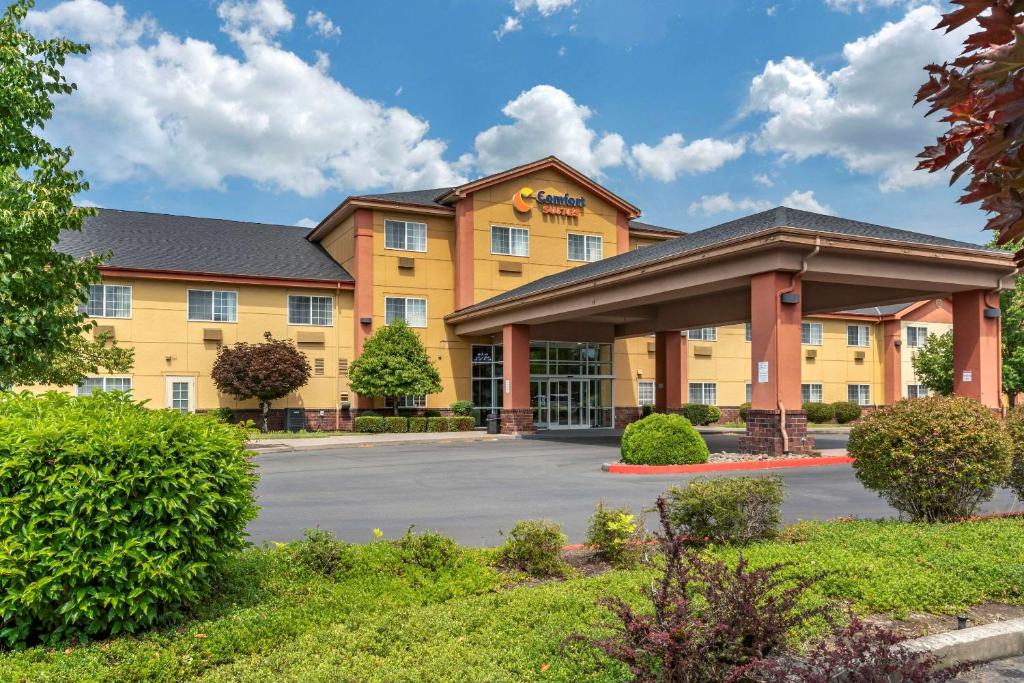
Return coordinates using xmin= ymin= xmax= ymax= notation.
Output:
xmin=737 ymin=409 xmax=815 ymax=456
xmin=200 ymin=406 xmax=463 ymax=433
xmin=500 ymin=407 xmax=536 ymax=435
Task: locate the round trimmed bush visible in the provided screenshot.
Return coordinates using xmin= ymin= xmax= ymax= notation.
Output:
xmin=832 ymin=401 xmax=862 ymax=424
xmin=848 ymin=396 xmax=1011 ymax=521
xmin=450 ymin=400 xmax=474 ymax=416
xmin=1005 ymin=408 xmax=1024 ymax=502
xmin=620 ymin=413 xmax=709 ymax=466
xmin=0 ymin=392 xmax=258 ymax=646
xmin=803 ymin=402 xmax=835 ymax=424
xmin=681 ymin=403 xmax=720 ymax=426
xmin=738 ymin=402 xmax=751 ymax=422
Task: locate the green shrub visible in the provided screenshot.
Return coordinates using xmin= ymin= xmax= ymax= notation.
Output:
xmin=0 ymin=392 xmax=258 ymax=646
xmin=293 ymin=528 xmax=353 ymax=578
xmin=641 ymin=403 xmax=655 ymax=417
xmin=408 ymin=416 xmax=427 ymax=433
xmin=664 ymin=476 xmax=785 ymax=544
xmin=210 ymin=407 xmax=235 ymax=422
xmin=394 ymin=528 xmax=464 ymax=571
xmin=1006 ymin=408 xmax=1024 ymax=502
xmin=803 ymin=402 xmax=835 ymax=424
xmin=849 ymin=397 xmax=1012 ymax=521
xmin=496 ymin=520 xmax=568 ymax=577
xmin=832 ymin=401 xmax=863 ymax=424
xmin=681 ymin=403 xmax=720 ymax=426
xmin=586 ymin=501 xmax=645 ymax=568
xmin=738 ymin=402 xmax=751 ymax=422
xmin=360 ymin=410 xmax=380 ymax=417
xmin=383 ymin=416 xmax=408 ymax=433
xmin=450 ymin=400 xmax=474 ymax=416
xmin=620 ymin=413 xmax=709 ymax=466
xmin=424 ymin=409 xmax=443 ymax=418
xmin=426 ymin=416 xmax=450 ymax=432
xmin=451 ymin=416 xmax=475 ymax=431
xmin=354 ymin=415 xmax=387 ymax=433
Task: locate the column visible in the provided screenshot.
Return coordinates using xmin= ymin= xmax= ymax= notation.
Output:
xmin=738 ymin=272 xmax=814 ymax=456
xmin=882 ymin=319 xmax=902 ymax=405
xmin=616 ymin=210 xmax=630 ymax=255
xmin=952 ymin=290 xmax=1001 ymax=408
xmin=454 ymin=198 xmax=474 ymax=310
xmin=501 ymin=323 xmax=535 ymax=434
xmin=353 ymin=208 xmax=375 ymax=410
xmin=655 ymin=330 xmax=685 ymax=411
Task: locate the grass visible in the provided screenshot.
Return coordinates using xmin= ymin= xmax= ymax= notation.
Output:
xmin=3 ymin=518 xmax=1022 ymax=682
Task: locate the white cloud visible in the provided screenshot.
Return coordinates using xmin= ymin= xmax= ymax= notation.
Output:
xmin=781 ymin=190 xmax=834 ymax=214
xmin=305 ymin=9 xmax=340 ymax=38
xmin=825 ymin=0 xmax=918 ymax=13
xmin=558 ymin=46 xmax=567 ymax=57
xmin=746 ymin=6 xmax=967 ymax=192
xmin=631 ymin=133 xmax=746 ymax=182
xmin=494 ymin=15 xmax=522 ymax=39
xmin=766 ymin=5 xmax=778 ymax=16
xmin=26 ymin=0 xmax=468 ymax=197
xmin=294 ymin=217 xmax=318 ymax=228
xmin=473 ymin=85 xmax=626 ymax=176
xmin=753 ymin=173 xmax=774 ymax=187
xmin=688 ymin=193 xmax=772 ymax=217
xmin=512 ymin=0 xmax=576 ymax=17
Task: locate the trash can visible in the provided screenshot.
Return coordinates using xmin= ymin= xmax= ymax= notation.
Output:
xmin=486 ymin=412 xmax=500 ymax=435
xmin=285 ymin=408 xmax=306 ymax=432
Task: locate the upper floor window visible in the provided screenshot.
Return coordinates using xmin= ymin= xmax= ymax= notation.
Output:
xmin=385 ymin=296 xmax=427 ymax=328
xmin=567 ymin=233 xmax=603 ymax=262
xmin=188 ymin=289 xmax=237 ymax=322
xmin=85 ymin=284 xmax=131 ymax=319
xmin=288 ymin=295 xmax=333 ymax=326
xmin=801 ymin=322 xmax=823 ymax=345
xmin=687 ymin=327 xmax=717 ymax=341
xmin=491 ymin=225 xmax=529 ymax=257
xmin=847 ymin=324 xmax=871 ymax=347
xmin=906 ymin=325 xmax=929 ymax=348
xmin=385 ymin=220 xmax=427 ymax=252
xmin=77 ymin=376 xmax=132 ymax=396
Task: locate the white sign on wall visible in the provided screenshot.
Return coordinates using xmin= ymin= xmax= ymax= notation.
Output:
xmin=758 ymin=361 xmax=769 ymax=384
xmin=962 ymin=371 xmax=973 ymax=383
xmin=505 ymin=379 xmax=511 ymax=394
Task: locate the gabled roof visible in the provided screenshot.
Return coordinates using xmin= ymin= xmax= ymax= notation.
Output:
xmin=840 ymin=303 xmax=916 ymax=317
xmin=58 ymin=209 xmax=354 ymax=283
xmin=628 ymin=220 xmax=684 ymax=237
xmin=357 ymin=187 xmax=452 ymax=210
xmin=453 ymin=206 xmax=1004 ymax=315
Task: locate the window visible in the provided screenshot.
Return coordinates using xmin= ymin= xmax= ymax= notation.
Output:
xmin=847 ymin=324 xmax=871 ymax=347
xmin=688 ymin=382 xmax=717 ymax=405
xmin=906 ymin=325 xmax=928 ymax=348
xmin=637 ymin=380 xmax=655 ymax=406
xmin=491 ymin=225 xmax=529 ymax=256
xmin=84 ymin=284 xmax=131 ymax=318
xmin=801 ymin=383 xmax=824 ymax=403
xmin=188 ymin=290 xmax=237 ymax=322
xmin=288 ymin=295 xmax=333 ymax=326
xmin=567 ymin=233 xmax=603 ymax=262
xmin=745 ymin=322 xmax=752 ymax=342
xmin=384 ymin=296 xmax=427 ymax=327
xmin=472 ymin=344 xmax=503 ymax=411
xmin=399 ymin=395 xmax=427 ymax=408
xmin=384 ymin=220 xmax=427 ymax=252
xmin=77 ymin=376 xmax=131 ymax=396
xmin=848 ymin=384 xmax=871 ymax=406
xmin=745 ymin=383 xmax=752 ymax=403
xmin=687 ymin=327 xmax=717 ymax=341
xmin=907 ymin=384 xmax=928 ymax=399
xmin=801 ymin=322 xmax=823 ymax=345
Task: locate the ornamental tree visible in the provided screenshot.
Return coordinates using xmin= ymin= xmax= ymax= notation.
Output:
xmin=348 ymin=320 xmax=442 ymax=414
xmin=911 ymin=330 xmax=955 ymax=396
xmin=211 ymin=332 xmax=311 ymax=431
xmin=916 ymin=1 xmax=1024 ymax=244
xmin=0 ymin=0 xmax=118 ymax=387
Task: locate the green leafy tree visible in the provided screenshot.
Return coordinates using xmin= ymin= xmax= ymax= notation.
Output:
xmin=0 ymin=0 xmax=129 ymax=387
xmin=348 ymin=320 xmax=442 ymax=414
xmin=911 ymin=331 xmax=955 ymax=396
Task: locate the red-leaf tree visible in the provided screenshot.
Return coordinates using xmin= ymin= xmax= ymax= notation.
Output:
xmin=916 ymin=1 xmax=1024 ymax=246
xmin=211 ymin=332 xmax=311 ymax=432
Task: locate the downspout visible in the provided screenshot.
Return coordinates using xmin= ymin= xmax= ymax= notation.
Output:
xmin=988 ymin=267 xmax=1020 ymax=415
xmin=775 ymin=238 xmax=822 ymax=453
xmin=335 ymin=281 xmax=342 ymax=432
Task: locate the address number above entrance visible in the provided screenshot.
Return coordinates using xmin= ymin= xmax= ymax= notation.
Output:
xmin=512 ymin=187 xmax=586 ymax=217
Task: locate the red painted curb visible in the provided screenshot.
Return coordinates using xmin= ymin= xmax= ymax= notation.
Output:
xmin=605 ymin=455 xmax=855 ymax=475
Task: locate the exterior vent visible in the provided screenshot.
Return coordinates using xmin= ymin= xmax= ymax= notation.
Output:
xmin=805 ymin=348 xmax=817 ymax=359
xmin=338 ymin=358 xmax=349 ymax=376
xmin=693 ymin=345 xmax=713 ymax=357
xmin=647 ymin=342 xmax=656 ymax=353
xmin=203 ymin=328 xmax=223 ymax=342
xmin=854 ymin=350 xmax=866 ymax=361
xmin=314 ymin=358 xmax=325 ymax=376
xmin=398 ymin=257 xmax=415 ymax=270
xmin=498 ymin=261 xmax=523 ymax=274
xmin=296 ymin=330 xmax=325 ymax=345
xmin=339 ymin=392 xmax=350 ymax=404
xmin=93 ymin=324 xmax=115 ymax=340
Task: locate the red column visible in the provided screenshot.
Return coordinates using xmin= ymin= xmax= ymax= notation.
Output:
xmin=501 ymin=323 xmax=535 ymax=434
xmin=353 ymin=208 xmax=374 ymax=410
xmin=882 ymin=319 xmax=902 ymax=405
xmin=739 ymin=272 xmax=813 ymax=456
xmin=616 ymin=211 xmax=630 ymax=255
xmin=454 ymin=198 xmax=474 ymax=310
xmin=655 ymin=330 xmax=685 ymax=411
xmin=953 ymin=290 xmax=1001 ymax=408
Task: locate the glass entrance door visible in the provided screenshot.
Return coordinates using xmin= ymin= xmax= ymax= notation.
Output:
xmin=546 ymin=379 xmax=590 ymax=429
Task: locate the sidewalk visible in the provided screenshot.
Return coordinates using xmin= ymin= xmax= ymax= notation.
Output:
xmin=248 ymin=430 xmax=513 ymax=453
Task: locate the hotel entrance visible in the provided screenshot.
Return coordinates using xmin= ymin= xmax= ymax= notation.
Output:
xmin=530 ymin=378 xmax=612 ymax=429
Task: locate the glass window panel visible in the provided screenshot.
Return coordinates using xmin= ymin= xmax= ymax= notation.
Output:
xmin=801 ymin=383 xmax=823 ymax=403
xmin=848 ymin=325 xmax=870 ymax=347
xmin=385 ymin=220 xmax=406 ymax=250
xmin=491 ymin=226 xmax=510 ymax=255
xmin=637 ymin=380 xmax=655 ymax=406
xmin=288 ymin=295 xmax=311 ymax=325
xmin=310 ymin=296 xmax=333 ymax=326
xmin=188 ymin=290 xmax=213 ymax=320
xmin=801 ymin=322 xmax=822 ymax=345
xmin=567 ymin=234 xmax=585 ymax=261
xmin=406 ymin=298 xmax=427 ymax=327
xmin=407 ymin=222 xmax=427 ymax=252
xmin=214 ymin=291 xmax=237 ymax=322
xmin=472 ymin=346 xmax=493 ymax=364
xmin=745 ymin=322 xmax=752 ymax=342
xmin=907 ymin=326 xmax=928 ymax=348
xmin=85 ymin=284 xmax=105 ymax=317
xmin=509 ymin=228 xmax=529 ymax=256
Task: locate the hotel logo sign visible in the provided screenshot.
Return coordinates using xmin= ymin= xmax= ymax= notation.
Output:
xmin=512 ymin=187 xmax=586 ymax=217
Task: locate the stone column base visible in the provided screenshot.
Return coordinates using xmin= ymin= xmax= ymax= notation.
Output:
xmin=737 ymin=409 xmax=814 ymax=457
xmin=500 ymin=407 xmax=536 ymax=435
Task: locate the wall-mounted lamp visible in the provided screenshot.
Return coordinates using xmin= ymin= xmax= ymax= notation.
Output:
xmin=984 ymin=307 xmax=1001 ymax=319
xmin=359 ymin=316 xmax=372 ymax=325
xmin=894 ymin=340 xmax=902 ymax=348
xmin=780 ymin=292 xmax=800 ymax=305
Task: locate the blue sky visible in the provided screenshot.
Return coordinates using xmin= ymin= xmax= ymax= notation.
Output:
xmin=26 ymin=0 xmax=989 ymax=244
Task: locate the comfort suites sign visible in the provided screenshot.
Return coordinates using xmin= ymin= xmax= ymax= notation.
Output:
xmin=512 ymin=187 xmax=586 ymax=217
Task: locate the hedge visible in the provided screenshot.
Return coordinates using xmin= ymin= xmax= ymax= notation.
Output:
xmin=426 ymin=417 xmax=450 ymax=432
xmin=408 ymin=417 xmax=427 ymax=433
xmin=620 ymin=413 xmax=709 ymax=466
xmin=383 ymin=416 xmax=408 ymax=433
xmin=451 ymin=416 xmax=476 ymax=431
xmin=803 ymin=402 xmax=835 ymax=424
xmin=832 ymin=401 xmax=862 ymax=424
xmin=353 ymin=415 xmax=387 ymax=433
xmin=681 ymin=403 xmax=721 ymax=426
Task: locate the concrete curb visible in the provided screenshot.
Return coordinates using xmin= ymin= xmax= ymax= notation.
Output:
xmin=603 ymin=455 xmax=855 ymax=475
xmin=905 ymin=617 xmax=1024 ymax=668
xmin=248 ymin=432 xmax=513 ymax=453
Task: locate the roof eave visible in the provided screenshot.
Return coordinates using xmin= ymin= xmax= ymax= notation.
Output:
xmin=307 ymin=197 xmax=454 ymax=242
xmin=98 ymin=265 xmax=354 ymax=290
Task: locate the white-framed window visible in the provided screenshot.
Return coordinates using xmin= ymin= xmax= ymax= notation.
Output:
xmin=745 ymin=322 xmax=752 ymax=342
xmin=848 ymin=384 xmax=871 ymax=406
xmin=801 ymin=383 xmax=823 ymax=403
xmin=490 ymin=225 xmax=529 ymax=256
xmin=801 ymin=322 xmax=823 ymax=346
xmin=288 ymin=295 xmax=333 ymax=326
xmin=906 ymin=325 xmax=929 ymax=348
xmin=567 ymin=233 xmax=603 ymax=262
xmin=399 ymin=395 xmax=427 ymax=408
xmin=687 ymin=327 xmax=717 ymax=341
xmin=188 ymin=289 xmax=237 ymax=322
xmin=84 ymin=284 xmax=132 ymax=319
xmin=847 ymin=324 xmax=871 ymax=347
xmin=745 ymin=383 xmax=752 ymax=403
xmin=906 ymin=384 xmax=929 ymax=399
xmin=384 ymin=220 xmax=427 ymax=252
xmin=77 ymin=376 xmax=132 ymax=396
xmin=637 ymin=380 xmax=655 ymax=406
xmin=384 ymin=296 xmax=427 ymax=328
xmin=688 ymin=382 xmax=717 ymax=405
